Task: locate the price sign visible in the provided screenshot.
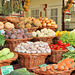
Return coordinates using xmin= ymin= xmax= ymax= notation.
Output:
xmin=66 ymin=46 xmax=75 ymax=51
xmin=1 ymin=65 xmax=14 ymax=75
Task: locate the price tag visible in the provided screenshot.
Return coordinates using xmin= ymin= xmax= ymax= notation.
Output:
xmin=39 ymin=64 xmax=48 ymax=68
xmin=1 ymin=65 xmax=14 ymax=75
xmin=66 ymin=46 xmax=75 ymax=51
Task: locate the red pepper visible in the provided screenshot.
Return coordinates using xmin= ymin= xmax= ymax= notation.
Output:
xmin=56 ymin=45 xmax=65 ymax=50
xmin=57 ymin=40 xmax=65 ymax=46
xmin=56 ymin=46 xmax=60 ymax=50
xmin=65 ymin=43 xmax=70 ymax=48
xmin=59 ymin=45 xmax=65 ymax=50
xmin=54 ymin=44 xmax=58 ymax=49
xmin=50 ymin=44 xmax=56 ymax=49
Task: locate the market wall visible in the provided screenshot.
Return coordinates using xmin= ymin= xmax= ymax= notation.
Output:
xmin=25 ymin=0 xmax=62 ymax=30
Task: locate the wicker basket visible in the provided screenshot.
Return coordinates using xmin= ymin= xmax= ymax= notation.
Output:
xmin=18 ymin=53 xmax=51 ymax=69
xmin=49 ymin=49 xmax=68 ymax=63
xmin=0 ymin=52 xmax=18 ymax=75
xmin=33 ymin=37 xmax=55 ymax=45
xmin=38 ymin=26 xmax=58 ymax=31
xmin=0 ymin=17 xmax=7 ymax=23
xmin=5 ymin=38 xmax=33 ymax=52
xmin=15 ymin=27 xmax=38 ymax=33
xmin=26 ymin=27 xmax=38 ymax=32
xmin=33 ymin=66 xmax=75 ymax=75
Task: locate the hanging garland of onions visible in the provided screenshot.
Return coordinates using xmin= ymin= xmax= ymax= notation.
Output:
xmin=23 ymin=0 xmax=30 ymax=12
xmin=63 ymin=0 xmax=73 ymax=12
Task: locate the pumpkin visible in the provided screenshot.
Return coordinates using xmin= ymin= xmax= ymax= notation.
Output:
xmin=0 ymin=22 xmax=4 ymax=30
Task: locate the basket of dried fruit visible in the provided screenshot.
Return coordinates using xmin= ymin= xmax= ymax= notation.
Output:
xmin=33 ymin=58 xmax=75 ymax=75
xmin=14 ymin=41 xmax=51 ymax=69
xmin=5 ymin=28 xmax=33 ymax=52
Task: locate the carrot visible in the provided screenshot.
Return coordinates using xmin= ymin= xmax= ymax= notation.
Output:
xmin=57 ymin=64 xmax=64 ymax=71
xmin=67 ymin=64 xmax=74 ymax=69
xmin=53 ymin=64 xmax=58 ymax=70
xmin=46 ymin=65 xmax=51 ymax=70
xmin=64 ymin=66 xmax=69 ymax=71
xmin=68 ymin=58 xmax=74 ymax=63
xmin=40 ymin=67 xmax=47 ymax=71
xmin=50 ymin=66 xmax=55 ymax=72
xmin=72 ymin=62 xmax=75 ymax=67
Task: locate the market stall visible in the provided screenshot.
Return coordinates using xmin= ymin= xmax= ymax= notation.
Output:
xmin=0 ymin=0 xmax=75 ymax=75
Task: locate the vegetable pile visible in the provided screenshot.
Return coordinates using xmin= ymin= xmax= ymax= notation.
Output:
xmin=5 ymin=28 xmax=32 ymax=39
xmin=49 ymin=40 xmax=70 ymax=50
xmin=32 ymin=28 xmax=55 ymax=37
xmin=38 ymin=58 xmax=75 ymax=72
xmin=56 ymin=31 xmax=70 ymax=36
xmin=10 ymin=68 xmax=35 ymax=75
xmin=59 ymin=29 xmax=75 ymax=46
xmin=0 ymin=48 xmax=14 ymax=60
xmin=0 ymin=34 xmax=5 ymax=46
xmin=15 ymin=41 xmax=51 ymax=54
xmin=61 ymin=51 xmax=75 ymax=61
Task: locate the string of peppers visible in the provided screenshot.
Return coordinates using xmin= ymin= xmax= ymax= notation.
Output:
xmin=63 ymin=0 xmax=73 ymax=12
xmin=23 ymin=0 xmax=30 ymax=12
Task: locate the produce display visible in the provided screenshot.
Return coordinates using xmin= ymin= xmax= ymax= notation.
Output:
xmin=0 ymin=48 xmax=14 ymax=60
xmin=0 ymin=22 xmax=15 ymax=30
xmin=37 ymin=58 xmax=75 ymax=72
xmin=59 ymin=29 xmax=75 ymax=46
xmin=15 ymin=41 xmax=51 ymax=54
xmin=38 ymin=17 xmax=57 ymax=28
xmin=49 ymin=40 xmax=70 ymax=50
xmin=56 ymin=31 xmax=70 ymax=36
xmin=10 ymin=68 xmax=35 ymax=75
xmin=5 ymin=28 xmax=32 ymax=39
xmin=0 ymin=34 xmax=5 ymax=46
xmin=61 ymin=51 xmax=75 ymax=61
xmin=32 ymin=28 xmax=56 ymax=37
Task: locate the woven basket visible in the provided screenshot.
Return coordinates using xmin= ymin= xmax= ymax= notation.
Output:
xmin=0 ymin=17 xmax=7 ymax=23
xmin=49 ymin=49 xmax=68 ymax=63
xmin=5 ymin=38 xmax=33 ymax=52
xmin=33 ymin=37 xmax=55 ymax=45
xmin=15 ymin=27 xmax=38 ymax=33
xmin=33 ymin=66 xmax=75 ymax=75
xmin=18 ymin=53 xmax=51 ymax=69
xmin=38 ymin=26 xmax=58 ymax=31
xmin=0 ymin=52 xmax=18 ymax=75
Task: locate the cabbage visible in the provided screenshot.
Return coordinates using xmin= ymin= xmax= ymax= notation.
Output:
xmin=1 ymin=48 xmax=10 ymax=55
xmin=0 ymin=56 xmax=7 ymax=60
xmin=6 ymin=52 xmax=14 ymax=59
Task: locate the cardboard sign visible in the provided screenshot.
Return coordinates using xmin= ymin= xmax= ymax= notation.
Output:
xmin=66 ymin=46 xmax=75 ymax=51
xmin=1 ymin=65 xmax=14 ymax=75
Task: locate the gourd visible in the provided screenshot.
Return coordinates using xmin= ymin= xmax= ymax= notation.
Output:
xmin=0 ymin=22 xmax=4 ymax=30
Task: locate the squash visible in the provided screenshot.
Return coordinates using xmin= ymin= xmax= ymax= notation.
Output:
xmin=0 ymin=22 xmax=4 ymax=30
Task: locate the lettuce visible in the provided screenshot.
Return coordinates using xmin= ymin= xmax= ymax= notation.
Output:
xmin=0 ymin=56 xmax=7 ymax=60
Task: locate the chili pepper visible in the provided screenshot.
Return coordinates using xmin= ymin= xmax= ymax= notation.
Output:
xmin=57 ymin=40 xmax=65 ymax=46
